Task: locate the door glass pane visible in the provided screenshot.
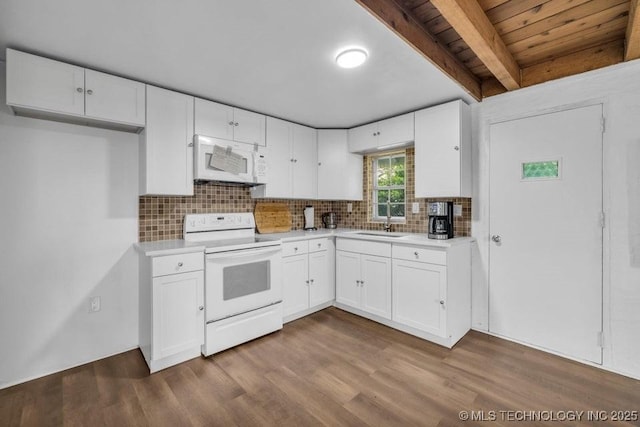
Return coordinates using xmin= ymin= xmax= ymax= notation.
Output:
xmin=522 ymin=160 xmax=559 ymax=180
xmin=223 ymin=261 xmax=270 ymax=300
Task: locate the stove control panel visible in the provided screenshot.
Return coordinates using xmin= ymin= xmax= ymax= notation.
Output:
xmin=184 ymin=213 xmax=255 ymax=234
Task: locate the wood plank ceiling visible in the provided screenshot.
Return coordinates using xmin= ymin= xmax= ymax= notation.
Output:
xmin=356 ymin=0 xmax=640 ymax=99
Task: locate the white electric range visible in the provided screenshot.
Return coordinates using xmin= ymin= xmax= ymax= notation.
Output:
xmin=184 ymin=213 xmax=283 ymax=356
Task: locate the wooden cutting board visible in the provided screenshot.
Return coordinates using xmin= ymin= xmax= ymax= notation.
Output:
xmin=254 ymin=202 xmax=292 ymax=234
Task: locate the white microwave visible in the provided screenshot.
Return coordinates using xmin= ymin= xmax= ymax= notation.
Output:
xmin=194 ymin=135 xmax=268 ymax=185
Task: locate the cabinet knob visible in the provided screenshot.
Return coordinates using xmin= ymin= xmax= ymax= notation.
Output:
xmin=356 ymin=280 xmax=360 ymax=285
xmin=414 ymin=251 xmax=419 ymax=257
xmin=290 ymin=158 xmax=295 ymax=162
xmin=454 ymin=146 xmax=460 ymax=151
xmin=310 ymin=279 xmax=314 ymax=284
xmin=294 ymin=159 xmax=298 ymax=163
xmin=318 ymin=162 xmax=322 ymax=166
xmin=491 ymin=235 xmax=502 ymax=243
xmin=306 ymin=280 xmax=309 ymax=284
xmin=76 ymin=87 xmax=84 ymax=93
xmin=440 ymin=300 xmax=445 ymax=305
xmin=234 ymin=122 xmax=239 ymax=126
xmin=177 ymin=262 xmax=183 ymax=267
xmin=361 ymin=280 xmax=365 ymax=285
xmin=228 ymin=121 xmax=234 ymax=125
xmin=294 ymin=247 xmax=298 ymax=251
xmin=317 ymin=243 xmax=321 ymax=247
xmin=86 ymin=89 xmax=93 ymax=95
xmin=199 ymin=306 xmax=204 ymax=311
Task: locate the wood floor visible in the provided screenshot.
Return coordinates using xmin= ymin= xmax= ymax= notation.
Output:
xmin=1 ymin=307 xmax=639 ymax=427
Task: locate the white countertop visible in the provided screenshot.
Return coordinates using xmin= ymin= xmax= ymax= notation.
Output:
xmin=336 ymin=231 xmax=475 ymax=248
xmin=135 ymin=239 xmax=205 ymax=257
xmin=258 ymin=228 xmax=351 ymax=242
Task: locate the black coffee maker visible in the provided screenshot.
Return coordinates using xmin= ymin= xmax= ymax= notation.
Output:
xmin=427 ymin=201 xmax=454 ymax=239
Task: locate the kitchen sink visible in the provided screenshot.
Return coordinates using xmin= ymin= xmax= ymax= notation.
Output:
xmin=353 ymin=232 xmax=407 ymax=238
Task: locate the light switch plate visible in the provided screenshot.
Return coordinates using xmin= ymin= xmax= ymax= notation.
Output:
xmin=347 ymin=203 xmax=353 ymax=213
xmin=412 ymin=202 xmax=419 ymax=214
xmin=454 ymin=204 xmax=463 ymax=217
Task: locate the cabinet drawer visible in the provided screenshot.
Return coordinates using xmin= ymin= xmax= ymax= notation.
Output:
xmin=392 ymin=245 xmax=446 ymax=265
xmin=336 ymin=238 xmax=391 ymax=257
xmin=152 ymin=252 xmax=204 ymax=277
xmin=308 ymin=238 xmax=329 ymax=253
xmin=282 ymin=241 xmax=309 ymax=257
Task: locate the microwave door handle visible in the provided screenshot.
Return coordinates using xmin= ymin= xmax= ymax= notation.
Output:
xmin=206 ymin=245 xmax=281 ymax=260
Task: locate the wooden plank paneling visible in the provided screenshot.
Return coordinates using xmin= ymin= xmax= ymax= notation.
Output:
xmin=494 ymin=0 xmax=594 ymax=37
xmin=485 ymin=0 xmax=553 ymax=24
xmin=481 ymin=77 xmax=508 ymax=97
xmin=626 ymin=0 xmax=640 ymax=60
xmin=355 ymin=0 xmax=482 ymax=100
xmin=430 ymin=0 xmax=521 ymax=89
xmin=521 ymin=40 xmax=624 ymax=86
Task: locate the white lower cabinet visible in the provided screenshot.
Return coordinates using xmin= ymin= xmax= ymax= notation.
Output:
xmin=282 ymin=238 xmax=335 ymax=322
xmin=139 ymin=251 xmax=204 ymax=373
xmin=391 ymin=243 xmax=470 ymax=347
xmin=335 ymin=239 xmax=392 ymax=320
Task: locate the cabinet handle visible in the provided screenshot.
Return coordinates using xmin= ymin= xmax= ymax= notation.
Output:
xmin=177 ymin=262 xmax=183 ymax=267
xmin=318 ymin=162 xmax=322 ymax=166
xmin=86 ymin=89 xmax=93 ymax=95
xmin=76 ymin=87 xmax=84 ymax=93
xmin=356 ymin=280 xmax=360 ymax=285
xmin=290 ymin=158 xmax=295 ymax=162
xmin=294 ymin=159 xmax=298 ymax=163
xmin=454 ymin=146 xmax=460 ymax=151
xmin=294 ymin=247 xmax=298 ymax=251
xmin=440 ymin=300 xmax=445 ymax=305
xmin=414 ymin=251 xmax=419 ymax=257
xmin=306 ymin=280 xmax=309 ymax=284
xmin=310 ymin=279 xmax=314 ymax=284
xmin=228 ymin=121 xmax=234 ymax=125
xmin=361 ymin=280 xmax=365 ymax=285
xmin=188 ymin=142 xmax=194 ymax=147
xmin=317 ymin=243 xmax=321 ymax=248
xmin=234 ymin=122 xmax=239 ymax=126
xmin=199 ymin=306 xmax=204 ymax=311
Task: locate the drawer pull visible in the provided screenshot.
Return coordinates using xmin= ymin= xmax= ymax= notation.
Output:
xmin=440 ymin=300 xmax=445 ymax=305
xmin=177 ymin=262 xmax=183 ymax=267
xmin=414 ymin=251 xmax=419 ymax=257
xmin=317 ymin=243 xmax=321 ymax=247
xmin=199 ymin=306 xmax=204 ymax=311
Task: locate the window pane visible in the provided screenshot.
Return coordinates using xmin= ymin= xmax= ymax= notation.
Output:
xmin=376 ymin=204 xmax=389 ymax=217
xmin=390 ymin=203 xmax=405 ymax=217
xmin=522 ymin=160 xmax=559 ymax=179
xmin=390 ymin=189 xmax=404 ymax=203
xmin=377 ymin=190 xmax=389 ymax=204
xmin=390 ymin=157 xmax=405 ymax=185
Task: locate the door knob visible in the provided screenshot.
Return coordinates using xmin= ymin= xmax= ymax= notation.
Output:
xmin=491 ymin=235 xmax=502 ymax=243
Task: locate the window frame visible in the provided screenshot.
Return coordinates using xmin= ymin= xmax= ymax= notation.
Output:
xmin=371 ymin=151 xmax=406 ymax=222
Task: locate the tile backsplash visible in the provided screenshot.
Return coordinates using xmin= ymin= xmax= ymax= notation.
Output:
xmin=139 ymin=148 xmax=471 ymax=241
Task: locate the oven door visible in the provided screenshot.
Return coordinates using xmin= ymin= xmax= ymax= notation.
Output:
xmin=205 ymin=245 xmax=282 ymax=322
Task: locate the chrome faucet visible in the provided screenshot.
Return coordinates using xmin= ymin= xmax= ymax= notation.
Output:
xmin=384 ymin=201 xmax=392 ymax=232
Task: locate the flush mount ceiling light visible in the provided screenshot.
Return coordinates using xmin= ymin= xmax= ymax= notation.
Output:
xmin=335 ymin=48 xmax=368 ymax=69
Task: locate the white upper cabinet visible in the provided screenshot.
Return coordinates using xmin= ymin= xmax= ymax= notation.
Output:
xmin=251 ymin=117 xmax=317 ymax=199
xmin=414 ymin=100 xmax=471 ymax=198
xmin=194 ymin=98 xmax=266 ymax=146
xmin=347 ymin=112 xmax=414 ymax=153
xmin=317 ymin=130 xmax=363 ymax=201
xmin=139 ymin=86 xmax=194 ymax=196
xmin=6 ymin=49 xmax=145 ymax=130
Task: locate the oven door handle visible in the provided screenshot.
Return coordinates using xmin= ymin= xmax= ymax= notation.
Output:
xmin=206 ymin=245 xmax=281 ymax=260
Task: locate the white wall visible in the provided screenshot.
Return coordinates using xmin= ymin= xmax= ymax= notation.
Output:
xmin=0 ymin=63 xmax=139 ymax=388
xmin=472 ymin=60 xmax=640 ymax=379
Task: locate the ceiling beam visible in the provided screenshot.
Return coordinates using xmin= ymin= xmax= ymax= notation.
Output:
xmin=626 ymin=0 xmax=640 ymax=60
xmin=355 ymin=0 xmax=482 ymax=100
xmin=429 ymin=0 xmax=521 ymax=90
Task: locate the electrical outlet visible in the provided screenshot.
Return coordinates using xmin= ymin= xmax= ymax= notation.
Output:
xmin=347 ymin=203 xmax=353 ymax=213
xmin=89 ymin=296 xmax=101 ymax=313
xmin=412 ymin=202 xmax=420 ymax=214
xmin=454 ymin=204 xmax=463 ymax=217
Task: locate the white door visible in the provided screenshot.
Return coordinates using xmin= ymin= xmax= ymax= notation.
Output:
xmin=489 ymin=104 xmax=603 ymax=364
xmin=392 ymin=259 xmax=447 ymax=337
xmin=233 ymin=108 xmax=266 ymax=146
xmin=194 ymin=98 xmax=234 ymax=140
xmin=336 ymin=251 xmax=360 ymax=308
xmin=84 ymin=70 xmax=145 ymax=126
xmin=152 ymin=271 xmax=204 ymax=359
xmin=360 ymin=255 xmax=392 ymax=319
xmin=292 ymin=124 xmax=318 ymax=199
xmin=282 ymin=255 xmax=309 ymax=317
xmin=6 ymin=49 xmax=85 ymax=116
xmin=309 ymin=250 xmax=333 ymax=307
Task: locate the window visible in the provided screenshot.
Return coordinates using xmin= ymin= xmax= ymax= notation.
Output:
xmin=522 ymin=160 xmax=561 ymax=181
xmin=372 ymin=152 xmax=406 ymax=221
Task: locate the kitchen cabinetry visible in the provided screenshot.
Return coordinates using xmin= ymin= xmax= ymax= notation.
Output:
xmin=6 ymin=48 xmax=145 ymax=130
xmin=139 ymin=251 xmax=205 ymax=373
xmin=347 ymin=112 xmax=414 ymax=153
xmin=194 ymin=98 xmax=266 ymax=146
xmin=317 ymin=130 xmax=363 ymax=200
xmin=139 ymin=86 xmax=194 ymax=196
xmin=282 ymin=238 xmax=335 ymax=322
xmin=391 ymin=243 xmax=470 ymax=347
xmin=414 ymin=100 xmax=471 ymax=197
xmin=251 ymin=117 xmax=317 ymax=199
xmin=335 ymin=239 xmax=392 ymax=320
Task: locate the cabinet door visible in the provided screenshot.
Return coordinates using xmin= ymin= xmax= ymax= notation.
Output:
xmin=282 ymin=255 xmax=310 ymax=317
xmin=347 ymin=122 xmax=378 ymax=153
xmin=415 ymin=101 xmax=470 ymax=197
xmin=233 ymin=108 xmax=266 ymax=146
xmin=152 ymin=271 xmax=204 ymax=360
xmin=141 ymin=86 xmax=194 ymax=196
xmin=259 ymin=117 xmax=292 ymax=198
xmin=84 ymin=70 xmax=145 ymax=126
xmin=377 ymin=113 xmax=414 ymax=148
xmin=360 ymin=255 xmax=392 ymax=319
xmin=336 ymin=251 xmax=360 ymax=308
xmin=292 ymin=124 xmax=318 ymax=199
xmin=194 ymin=98 xmax=234 ymax=140
xmin=317 ymin=130 xmax=363 ymax=200
xmin=392 ymin=259 xmax=447 ymax=337
xmin=6 ymin=49 xmax=85 ymax=116
xmin=309 ymin=250 xmax=333 ymax=307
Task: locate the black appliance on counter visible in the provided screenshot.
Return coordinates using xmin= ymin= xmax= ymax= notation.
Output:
xmin=428 ymin=201 xmax=454 ymax=239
